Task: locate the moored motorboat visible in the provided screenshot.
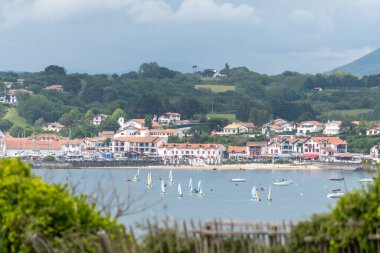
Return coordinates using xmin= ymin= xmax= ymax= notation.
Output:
xmin=230 ymin=178 xmax=247 ymax=183
xmin=327 ymin=189 xmax=344 ymax=198
xmin=359 ymin=177 xmax=374 ymax=183
xmin=273 ymin=179 xmax=293 ymax=186
xmin=329 ymin=177 xmax=344 ymax=181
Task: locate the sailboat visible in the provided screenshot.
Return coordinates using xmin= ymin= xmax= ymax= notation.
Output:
xmin=197 ymin=180 xmax=204 ymax=196
xmin=251 ymin=186 xmax=260 ymax=201
xmin=267 ymin=186 xmax=272 ymax=202
xmin=132 ymin=169 xmax=140 ymax=182
xmin=168 ymin=170 xmax=174 ymax=184
xmin=178 ymin=183 xmax=184 ymax=197
xmin=146 ymin=171 xmax=153 ymax=188
xmin=161 ymin=180 xmax=167 ymax=195
xmin=189 ymin=178 xmax=194 ymax=193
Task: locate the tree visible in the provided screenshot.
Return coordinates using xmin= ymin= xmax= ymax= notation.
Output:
xmin=145 ymin=115 xmax=153 ymax=129
xmin=99 ymin=117 xmax=120 ymax=132
xmin=59 ymin=108 xmax=82 ymax=127
xmin=44 ymin=65 xmax=66 ymax=75
xmin=111 ymin=108 xmax=127 ymax=121
xmin=0 ymin=119 xmax=13 ymax=131
xmin=0 ymin=158 xmax=120 ymax=253
xmin=63 ymin=75 xmax=82 ymax=93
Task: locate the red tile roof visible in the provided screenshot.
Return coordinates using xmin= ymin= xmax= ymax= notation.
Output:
xmin=227 ymin=146 xmax=247 ymax=153
xmin=311 ymin=137 xmax=347 ymax=145
xmin=131 ymin=119 xmax=160 ymax=127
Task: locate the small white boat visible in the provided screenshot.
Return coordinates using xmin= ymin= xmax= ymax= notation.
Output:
xmin=178 ymin=183 xmax=183 ymax=197
xmin=273 ymin=179 xmax=293 ymax=186
xmin=168 ymin=170 xmax=174 ymax=184
xmin=230 ymin=178 xmax=247 ymax=183
xmin=359 ymin=177 xmax=374 ymax=183
xmin=161 ymin=180 xmax=167 ymax=195
xmin=250 ymin=186 xmax=260 ymax=201
xmin=327 ymin=189 xmax=344 ymax=198
xmin=267 ymin=186 xmax=272 ymax=202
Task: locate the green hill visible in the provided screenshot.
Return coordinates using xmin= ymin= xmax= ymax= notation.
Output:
xmin=331 ymin=48 xmax=380 ymax=76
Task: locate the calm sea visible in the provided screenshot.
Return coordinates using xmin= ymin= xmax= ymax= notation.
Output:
xmin=33 ymin=168 xmax=373 ymax=226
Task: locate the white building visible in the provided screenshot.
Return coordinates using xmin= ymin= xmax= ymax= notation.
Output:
xmin=114 ymin=126 xmax=150 ymax=138
xmin=370 ymin=145 xmax=380 ymax=163
xmin=0 ymin=135 xmax=84 ymax=157
xmin=227 ymin=146 xmax=248 ymax=159
xmin=158 ymin=112 xmax=181 ymax=124
xmin=110 ymin=136 xmax=167 ymax=157
xmin=262 ymin=119 xmax=293 ymax=135
xmin=157 ymin=143 xmax=226 ymax=165
xmin=323 ymin=121 xmax=342 ymax=135
xmin=118 ymin=117 xmax=162 ymax=130
xmin=92 ymin=114 xmax=108 ymax=126
xmin=366 ymin=128 xmax=380 ymax=136
xmin=42 ymin=122 xmax=65 ymax=132
xmin=296 ymin=121 xmax=324 ymax=136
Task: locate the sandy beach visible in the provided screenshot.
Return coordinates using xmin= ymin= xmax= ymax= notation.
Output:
xmin=80 ymin=163 xmax=321 ymax=170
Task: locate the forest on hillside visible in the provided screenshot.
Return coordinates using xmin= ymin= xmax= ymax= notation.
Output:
xmin=0 ymin=63 xmax=380 ymax=138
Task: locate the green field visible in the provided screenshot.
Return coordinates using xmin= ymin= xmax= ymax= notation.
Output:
xmin=194 ymin=84 xmax=236 ymax=93
xmin=3 ymin=108 xmax=29 ymax=128
xmin=207 ymin=113 xmax=237 ymax=121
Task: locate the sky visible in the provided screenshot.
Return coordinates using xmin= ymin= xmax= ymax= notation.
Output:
xmin=0 ymin=0 xmax=379 ymax=75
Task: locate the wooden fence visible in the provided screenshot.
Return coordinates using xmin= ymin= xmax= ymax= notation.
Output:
xmin=28 ymin=219 xmax=380 ymax=253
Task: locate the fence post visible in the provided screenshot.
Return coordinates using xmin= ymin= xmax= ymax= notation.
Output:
xmin=97 ymin=230 xmax=113 ymax=253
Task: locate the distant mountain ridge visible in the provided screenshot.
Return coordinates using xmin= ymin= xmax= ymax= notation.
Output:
xmin=331 ymin=48 xmax=380 ymax=76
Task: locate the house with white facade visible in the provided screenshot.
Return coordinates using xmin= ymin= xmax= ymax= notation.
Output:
xmin=246 ymin=142 xmax=268 ymax=157
xmin=118 ymin=118 xmax=162 ymax=130
xmin=110 ymin=136 xmax=167 ymax=157
xmin=323 ymin=121 xmax=342 ymax=135
xmin=301 ymin=136 xmax=347 ymax=160
xmin=370 ymin=145 xmax=380 ymax=163
xmin=149 ymin=128 xmax=187 ymax=138
xmin=0 ymin=135 xmax=84 ymax=157
xmin=114 ymin=126 xmax=150 ymax=138
xmin=222 ymin=123 xmax=248 ymax=135
xmin=262 ymin=119 xmax=293 ymax=135
xmin=227 ymin=146 xmax=248 ymax=159
xmin=158 ymin=112 xmax=181 ymax=124
xmin=157 ymin=143 xmax=226 ymax=165
xmin=42 ymin=122 xmax=65 ymax=132
xmin=92 ymin=114 xmax=108 ymax=126
xmin=366 ymin=128 xmax=380 ymax=136
xmin=296 ymin=121 xmax=324 ymax=136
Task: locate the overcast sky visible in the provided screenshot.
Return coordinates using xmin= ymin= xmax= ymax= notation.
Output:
xmin=0 ymin=0 xmax=379 ymax=75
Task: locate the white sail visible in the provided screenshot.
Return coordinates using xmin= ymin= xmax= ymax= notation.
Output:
xmin=161 ymin=180 xmax=166 ymax=195
xmin=132 ymin=169 xmax=140 ymax=182
xmin=251 ymin=186 xmax=256 ymax=199
xmin=267 ymin=186 xmax=272 ymax=201
xmin=169 ymin=170 xmax=174 ymax=184
xmin=147 ymin=172 xmax=153 ymax=187
xmin=197 ymin=180 xmax=203 ymax=196
xmin=189 ymin=178 xmax=193 ymax=192
xmin=178 ymin=183 xmax=183 ymax=197
xmin=251 ymin=186 xmax=260 ymax=201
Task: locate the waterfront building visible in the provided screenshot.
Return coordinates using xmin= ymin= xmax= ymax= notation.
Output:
xmin=157 ymin=143 xmax=226 ymax=165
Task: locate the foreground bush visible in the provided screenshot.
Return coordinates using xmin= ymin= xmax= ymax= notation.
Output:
xmin=0 ymin=158 xmax=121 ymax=253
xmin=289 ymin=171 xmax=380 ymax=252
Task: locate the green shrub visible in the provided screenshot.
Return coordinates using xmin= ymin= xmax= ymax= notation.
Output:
xmin=0 ymin=158 xmax=122 ymax=253
xmin=42 ymin=155 xmax=56 ymax=162
xmin=289 ymin=172 xmax=380 ymax=252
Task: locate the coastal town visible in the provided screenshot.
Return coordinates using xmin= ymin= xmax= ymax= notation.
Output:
xmin=0 ymin=110 xmax=379 ymax=167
